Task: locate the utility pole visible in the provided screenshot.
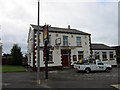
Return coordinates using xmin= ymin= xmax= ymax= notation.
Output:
xmin=37 ymin=0 xmax=40 ymax=84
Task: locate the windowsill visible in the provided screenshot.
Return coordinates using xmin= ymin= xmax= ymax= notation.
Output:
xmin=76 ymin=46 xmax=82 ymax=47
xmin=110 ymin=59 xmax=115 ymax=60
xmin=102 ymin=59 xmax=108 ymax=61
xmin=44 ymin=61 xmax=54 ymax=64
xmin=61 ymin=46 xmax=82 ymax=47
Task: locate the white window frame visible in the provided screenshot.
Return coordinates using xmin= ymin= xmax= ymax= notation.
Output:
xmin=63 ymin=36 xmax=68 ymax=46
xmin=48 ymin=35 xmax=51 ymax=46
xmin=102 ymin=52 xmax=107 ymax=61
xmin=78 ymin=51 xmax=84 ymax=60
xmin=109 ymin=52 xmax=114 ymax=60
xmin=76 ymin=37 xmax=81 ymax=46
xmin=49 ymin=50 xmax=53 ymax=62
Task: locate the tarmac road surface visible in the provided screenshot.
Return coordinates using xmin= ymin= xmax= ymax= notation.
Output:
xmin=2 ymin=67 xmax=119 ymax=89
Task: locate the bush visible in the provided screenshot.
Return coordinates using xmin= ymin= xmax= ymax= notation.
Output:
xmin=7 ymin=56 xmax=13 ymax=65
xmin=117 ymin=56 xmax=120 ymax=63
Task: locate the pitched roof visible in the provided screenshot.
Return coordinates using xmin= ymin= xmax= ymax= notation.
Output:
xmin=30 ymin=24 xmax=90 ymax=35
xmin=91 ymin=43 xmax=115 ymax=50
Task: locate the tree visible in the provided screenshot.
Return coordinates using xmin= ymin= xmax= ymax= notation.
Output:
xmin=11 ymin=44 xmax=23 ymax=65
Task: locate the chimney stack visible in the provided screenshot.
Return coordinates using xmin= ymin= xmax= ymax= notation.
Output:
xmin=68 ymin=25 xmax=70 ymax=29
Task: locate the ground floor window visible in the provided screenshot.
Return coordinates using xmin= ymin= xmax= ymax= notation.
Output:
xmin=109 ymin=52 xmax=114 ymax=60
xmin=95 ymin=52 xmax=100 ymax=59
xmin=29 ymin=53 xmax=31 ymax=64
xmin=43 ymin=50 xmax=53 ymax=62
xmin=78 ymin=51 xmax=84 ymax=60
xmin=49 ymin=50 xmax=53 ymax=62
xmin=102 ymin=52 xmax=107 ymax=61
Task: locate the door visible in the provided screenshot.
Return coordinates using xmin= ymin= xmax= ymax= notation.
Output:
xmin=90 ymin=64 xmax=97 ymax=71
xmin=97 ymin=62 xmax=105 ymax=71
xmin=61 ymin=49 xmax=71 ymax=67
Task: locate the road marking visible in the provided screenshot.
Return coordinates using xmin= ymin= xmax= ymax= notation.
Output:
xmin=2 ymin=83 xmax=11 ymax=86
xmin=111 ymin=84 xmax=120 ymax=89
xmin=40 ymin=84 xmax=51 ymax=88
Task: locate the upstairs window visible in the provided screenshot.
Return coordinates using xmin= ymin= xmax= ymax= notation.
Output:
xmin=63 ymin=36 xmax=68 ymax=46
xmin=49 ymin=50 xmax=53 ymax=62
xmin=48 ymin=35 xmax=51 ymax=46
xmin=76 ymin=37 xmax=81 ymax=46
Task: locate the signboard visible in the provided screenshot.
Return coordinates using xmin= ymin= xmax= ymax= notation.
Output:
xmin=55 ymin=38 xmax=61 ymax=45
xmin=43 ymin=25 xmax=49 ymax=41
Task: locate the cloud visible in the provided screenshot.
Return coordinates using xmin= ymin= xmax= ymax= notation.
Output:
xmin=40 ymin=1 xmax=118 ymax=45
xmin=0 ymin=0 xmax=118 ymax=54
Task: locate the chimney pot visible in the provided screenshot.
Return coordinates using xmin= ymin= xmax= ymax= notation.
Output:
xmin=68 ymin=25 xmax=70 ymax=29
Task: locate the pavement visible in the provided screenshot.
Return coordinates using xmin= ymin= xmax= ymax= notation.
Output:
xmin=2 ymin=67 xmax=120 ymax=89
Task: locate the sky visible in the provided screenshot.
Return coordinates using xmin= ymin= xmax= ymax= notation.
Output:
xmin=0 ymin=0 xmax=119 ymax=54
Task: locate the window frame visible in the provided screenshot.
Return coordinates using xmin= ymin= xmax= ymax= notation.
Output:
xmin=102 ymin=52 xmax=107 ymax=61
xmin=76 ymin=37 xmax=81 ymax=46
xmin=63 ymin=36 xmax=68 ymax=46
xmin=48 ymin=50 xmax=53 ymax=62
xmin=109 ymin=52 xmax=114 ymax=60
xmin=48 ymin=35 xmax=51 ymax=46
xmin=95 ymin=52 xmax=100 ymax=59
xmin=78 ymin=51 xmax=84 ymax=61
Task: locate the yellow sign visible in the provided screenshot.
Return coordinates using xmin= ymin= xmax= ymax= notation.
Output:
xmin=43 ymin=25 xmax=48 ymax=40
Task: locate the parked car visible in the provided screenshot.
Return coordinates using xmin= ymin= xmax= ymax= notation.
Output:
xmin=73 ymin=59 xmax=112 ymax=73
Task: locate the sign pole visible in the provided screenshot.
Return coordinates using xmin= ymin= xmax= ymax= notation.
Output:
xmin=43 ymin=25 xmax=49 ymax=79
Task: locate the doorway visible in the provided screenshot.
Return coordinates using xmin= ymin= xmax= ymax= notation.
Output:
xmin=61 ymin=49 xmax=71 ymax=67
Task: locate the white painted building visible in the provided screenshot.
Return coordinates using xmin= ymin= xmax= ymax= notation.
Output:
xmin=27 ymin=24 xmax=92 ymax=70
xmin=91 ymin=43 xmax=117 ymax=66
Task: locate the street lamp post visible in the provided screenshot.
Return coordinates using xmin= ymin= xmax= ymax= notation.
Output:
xmin=37 ymin=0 xmax=40 ymax=84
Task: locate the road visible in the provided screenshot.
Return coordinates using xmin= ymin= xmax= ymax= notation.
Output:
xmin=2 ymin=67 xmax=120 ymax=89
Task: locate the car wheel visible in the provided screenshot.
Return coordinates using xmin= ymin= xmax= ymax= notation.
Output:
xmin=76 ymin=70 xmax=80 ymax=73
xmin=106 ymin=68 xmax=110 ymax=72
xmin=85 ymin=68 xmax=90 ymax=73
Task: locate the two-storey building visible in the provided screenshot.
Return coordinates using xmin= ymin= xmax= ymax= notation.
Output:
xmin=27 ymin=24 xmax=91 ymax=70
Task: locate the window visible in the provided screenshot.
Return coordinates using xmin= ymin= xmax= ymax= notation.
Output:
xmin=78 ymin=51 xmax=84 ymax=60
xmin=43 ymin=50 xmax=53 ymax=62
xmin=63 ymin=36 xmax=68 ymax=46
xmin=109 ymin=52 xmax=114 ymax=60
xmin=49 ymin=51 xmax=53 ymax=62
xmin=97 ymin=61 xmax=104 ymax=65
xmin=48 ymin=35 xmax=51 ymax=46
xmin=76 ymin=37 xmax=81 ymax=46
xmin=95 ymin=52 xmax=100 ymax=59
xmin=29 ymin=53 xmax=31 ymax=64
xmin=98 ymin=63 xmax=104 ymax=65
xmin=102 ymin=52 xmax=107 ymax=61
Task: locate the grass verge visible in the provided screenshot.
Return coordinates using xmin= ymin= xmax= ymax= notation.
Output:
xmin=0 ymin=65 xmax=26 ymax=72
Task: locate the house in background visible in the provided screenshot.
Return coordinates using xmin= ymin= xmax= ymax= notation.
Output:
xmin=27 ymin=24 xmax=92 ymax=70
xmin=91 ymin=43 xmax=117 ymax=66
xmin=111 ymin=46 xmax=120 ymax=63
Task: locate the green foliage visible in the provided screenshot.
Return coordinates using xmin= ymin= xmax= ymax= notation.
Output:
xmin=117 ymin=56 xmax=120 ymax=63
xmin=7 ymin=56 xmax=13 ymax=65
xmin=1 ymin=65 xmax=25 ymax=72
xmin=10 ymin=44 xmax=23 ymax=65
